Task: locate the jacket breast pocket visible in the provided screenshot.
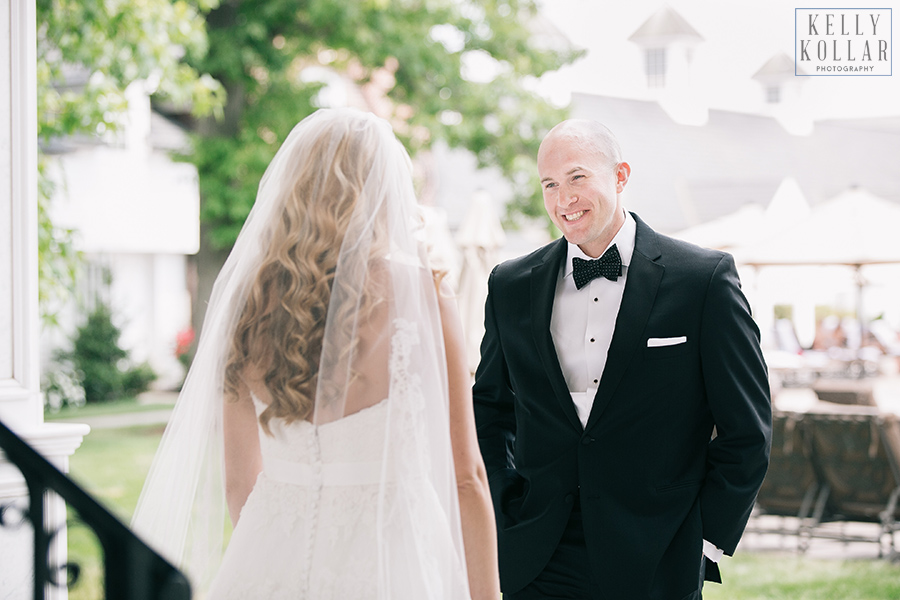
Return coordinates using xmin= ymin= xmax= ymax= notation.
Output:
xmin=643 ymin=339 xmax=693 ymax=360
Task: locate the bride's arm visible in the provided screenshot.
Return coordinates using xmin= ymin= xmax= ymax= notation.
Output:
xmin=223 ymin=379 xmax=263 ymax=526
xmin=437 ymin=280 xmax=501 ymax=600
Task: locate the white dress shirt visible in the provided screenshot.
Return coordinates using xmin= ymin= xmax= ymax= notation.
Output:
xmin=547 ymin=210 xmax=724 ymax=564
xmin=550 ymin=211 xmax=636 ymax=427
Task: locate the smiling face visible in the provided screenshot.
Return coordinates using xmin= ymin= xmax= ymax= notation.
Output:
xmin=537 ymin=121 xmax=630 ymax=258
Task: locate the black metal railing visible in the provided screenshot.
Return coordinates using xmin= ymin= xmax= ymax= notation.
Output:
xmin=0 ymin=418 xmax=190 ymax=599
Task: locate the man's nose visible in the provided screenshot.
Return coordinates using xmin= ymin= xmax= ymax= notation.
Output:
xmin=558 ymin=186 xmax=577 ymax=206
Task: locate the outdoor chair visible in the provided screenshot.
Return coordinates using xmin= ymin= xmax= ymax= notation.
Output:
xmin=749 ymin=411 xmax=826 ymax=538
xmin=802 ymin=408 xmax=900 ymax=557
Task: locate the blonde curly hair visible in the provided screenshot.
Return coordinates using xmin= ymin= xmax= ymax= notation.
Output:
xmin=223 ymin=116 xmax=387 ymax=434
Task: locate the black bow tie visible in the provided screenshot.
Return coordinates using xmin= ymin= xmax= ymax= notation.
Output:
xmin=572 ymin=244 xmax=622 ymax=290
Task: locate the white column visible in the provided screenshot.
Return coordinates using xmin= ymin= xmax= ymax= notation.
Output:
xmin=0 ymin=0 xmax=40 ymax=428
xmin=1 ymin=1 xmax=89 ymax=598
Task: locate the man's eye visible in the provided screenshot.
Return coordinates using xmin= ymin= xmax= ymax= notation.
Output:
xmin=572 ymin=174 xmax=585 ymax=181
xmin=544 ymin=182 xmax=557 ymax=189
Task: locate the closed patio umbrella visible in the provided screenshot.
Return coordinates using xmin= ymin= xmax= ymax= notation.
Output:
xmin=456 ymin=190 xmax=506 ymax=374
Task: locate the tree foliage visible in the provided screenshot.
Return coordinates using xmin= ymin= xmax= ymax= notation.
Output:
xmin=186 ymin=0 xmax=582 ymax=248
xmin=36 ymin=0 xmax=224 ymax=141
xmin=35 ymin=0 xmax=225 ymax=323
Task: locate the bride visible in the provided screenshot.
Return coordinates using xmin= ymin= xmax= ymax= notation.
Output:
xmin=132 ymin=108 xmax=500 ymax=599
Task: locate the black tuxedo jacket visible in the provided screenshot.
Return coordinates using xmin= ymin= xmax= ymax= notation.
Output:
xmin=473 ymin=213 xmax=772 ymax=600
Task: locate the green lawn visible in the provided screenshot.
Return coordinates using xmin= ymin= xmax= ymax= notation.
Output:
xmin=61 ymin=413 xmax=900 ymax=599
xmin=45 ymin=396 xmax=172 ymax=422
xmin=65 ymin=423 xmax=164 ymax=600
xmin=705 ymin=552 xmax=900 ymax=599
xmin=68 ymin=423 xmax=164 ymax=521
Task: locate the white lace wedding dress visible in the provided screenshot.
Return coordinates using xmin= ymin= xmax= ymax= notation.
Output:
xmin=206 ymin=321 xmax=468 ymax=599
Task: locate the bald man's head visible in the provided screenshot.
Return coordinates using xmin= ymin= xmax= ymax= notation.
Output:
xmin=538 ymin=119 xmax=623 ymax=168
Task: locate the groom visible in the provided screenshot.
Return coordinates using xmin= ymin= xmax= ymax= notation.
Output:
xmin=472 ymin=119 xmax=771 ymax=599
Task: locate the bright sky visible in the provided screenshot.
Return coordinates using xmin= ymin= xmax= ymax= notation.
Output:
xmin=537 ymin=0 xmax=900 ymax=118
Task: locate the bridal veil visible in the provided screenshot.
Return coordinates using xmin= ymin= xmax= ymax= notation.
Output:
xmin=132 ymin=108 xmax=469 ymax=598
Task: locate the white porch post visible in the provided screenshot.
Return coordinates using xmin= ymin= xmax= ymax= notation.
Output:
xmin=1 ymin=0 xmax=89 ymax=598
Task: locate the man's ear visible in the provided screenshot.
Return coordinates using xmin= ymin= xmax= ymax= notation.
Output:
xmin=615 ymin=161 xmax=631 ymax=193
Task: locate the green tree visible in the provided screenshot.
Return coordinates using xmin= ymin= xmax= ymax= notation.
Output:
xmin=190 ymin=0 xmax=579 ymax=249
xmin=177 ymin=0 xmax=580 ymax=331
xmin=36 ymin=0 xmax=225 ymax=325
xmin=53 ymin=301 xmax=158 ymax=404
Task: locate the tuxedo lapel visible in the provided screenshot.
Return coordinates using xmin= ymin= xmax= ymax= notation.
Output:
xmin=530 ymin=239 xmax=583 ymax=432
xmin=585 ymin=215 xmax=664 ymax=432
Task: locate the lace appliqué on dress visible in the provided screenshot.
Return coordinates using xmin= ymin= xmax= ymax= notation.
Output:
xmin=389 ymin=317 xmax=420 ymax=402
xmin=388 ymin=318 xmax=431 ymax=474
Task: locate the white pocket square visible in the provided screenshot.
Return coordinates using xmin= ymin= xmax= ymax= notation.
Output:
xmin=647 ymin=336 xmax=687 ymax=348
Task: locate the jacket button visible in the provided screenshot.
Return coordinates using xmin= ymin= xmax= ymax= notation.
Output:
xmin=564 ymin=494 xmax=574 ymax=505
xmin=581 ymin=437 xmax=594 ymax=445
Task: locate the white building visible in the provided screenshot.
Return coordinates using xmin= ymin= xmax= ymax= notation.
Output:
xmin=43 ymin=84 xmax=199 ymax=390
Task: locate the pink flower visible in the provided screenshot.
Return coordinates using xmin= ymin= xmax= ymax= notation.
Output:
xmin=175 ymin=327 xmax=195 ymax=357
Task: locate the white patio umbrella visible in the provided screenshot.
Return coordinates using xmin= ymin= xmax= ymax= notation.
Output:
xmin=456 ymin=190 xmax=506 ymax=374
xmin=732 ymin=187 xmax=900 ymax=339
xmin=672 ymin=203 xmax=766 ymax=251
xmin=672 ymin=177 xmax=809 ymax=251
xmin=733 ymin=187 xmax=900 ymax=269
